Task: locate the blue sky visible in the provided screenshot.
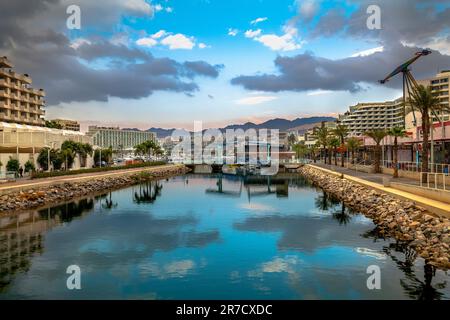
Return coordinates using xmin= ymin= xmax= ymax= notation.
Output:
xmin=4 ymin=0 xmax=449 ymax=131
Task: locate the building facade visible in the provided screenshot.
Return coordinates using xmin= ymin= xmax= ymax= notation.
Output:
xmin=52 ymin=119 xmax=80 ymax=131
xmin=0 ymin=56 xmax=45 ymax=126
xmin=338 ymin=98 xmax=404 ymax=136
xmin=418 ymin=70 xmax=450 ymax=122
xmin=86 ymin=126 xmax=156 ymax=150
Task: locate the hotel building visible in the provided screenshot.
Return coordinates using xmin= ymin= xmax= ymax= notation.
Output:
xmin=86 ymin=126 xmax=156 ymax=150
xmin=51 ymin=119 xmax=80 ymax=131
xmin=338 ymin=98 xmax=404 ymax=136
xmin=0 ymin=56 xmax=45 ymax=126
xmin=418 ymin=70 xmax=450 ymax=122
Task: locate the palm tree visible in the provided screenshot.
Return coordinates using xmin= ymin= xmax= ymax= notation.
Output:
xmin=365 ymin=129 xmax=388 ymax=173
xmin=346 ymin=137 xmax=362 ymax=165
xmin=315 ymin=126 xmax=329 ymax=164
xmin=287 ymin=133 xmax=297 ymax=150
xmin=389 ymin=127 xmax=408 ymax=178
xmin=328 ymin=136 xmax=340 ymax=166
xmin=333 ymin=124 xmax=349 ymax=167
xmin=293 ymin=142 xmax=308 ymax=160
xmin=409 ymin=85 xmax=449 ymax=175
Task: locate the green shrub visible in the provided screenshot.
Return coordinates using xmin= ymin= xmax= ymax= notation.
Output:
xmin=31 ymin=161 xmax=167 ymax=179
xmin=24 ymin=160 xmax=36 ymax=173
xmin=6 ymin=158 xmax=20 ymax=172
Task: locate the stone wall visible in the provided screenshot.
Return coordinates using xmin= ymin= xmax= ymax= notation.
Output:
xmin=0 ymin=165 xmax=189 ymax=214
xmin=299 ymin=165 xmax=450 ymax=270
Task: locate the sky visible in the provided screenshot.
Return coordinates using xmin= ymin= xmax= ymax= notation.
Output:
xmin=1 ymin=0 xmax=450 ymax=131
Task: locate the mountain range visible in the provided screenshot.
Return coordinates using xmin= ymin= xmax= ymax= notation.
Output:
xmin=124 ymin=116 xmax=336 ymax=138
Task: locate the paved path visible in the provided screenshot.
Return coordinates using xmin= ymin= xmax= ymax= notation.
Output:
xmin=308 ymin=163 xmax=450 ymax=218
xmin=312 ymin=162 xmax=421 ymax=186
xmin=0 ymin=164 xmax=183 ymax=194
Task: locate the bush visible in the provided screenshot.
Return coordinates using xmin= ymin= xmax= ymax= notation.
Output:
xmin=24 ymin=160 xmax=36 ymax=173
xmin=6 ymin=158 xmax=20 ymax=172
xmin=31 ymin=161 xmax=167 ymax=179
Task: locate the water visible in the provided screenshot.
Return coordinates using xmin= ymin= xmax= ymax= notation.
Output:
xmin=0 ymin=174 xmax=449 ymax=300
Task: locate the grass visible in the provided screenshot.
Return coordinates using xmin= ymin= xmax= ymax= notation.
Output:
xmin=31 ymin=161 xmax=167 ymax=179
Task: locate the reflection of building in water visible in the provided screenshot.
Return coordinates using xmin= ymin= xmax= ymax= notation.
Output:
xmin=0 ymin=198 xmax=95 ymax=290
xmin=205 ymin=175 xmax=290 ymax=200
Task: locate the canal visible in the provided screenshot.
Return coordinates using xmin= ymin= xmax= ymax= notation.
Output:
xmin=0 ymin=174 xmax=449 ymax=299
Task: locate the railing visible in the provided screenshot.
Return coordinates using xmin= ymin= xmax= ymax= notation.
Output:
xmin=381 ymin=160 xmax=450 ymax=174
xmin=420 ymin=172 xmax=448 ymax=190
xmin=0 ymin=171 xmax=17 ymax=181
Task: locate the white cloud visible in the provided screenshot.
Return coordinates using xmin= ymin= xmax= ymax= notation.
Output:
xmin=255 ymin=33 xmax=302 ymax=51
xmin=245 ymin=29 xmax=262 ymax=38
xmin=250 ymin=17 xmax=268 ymax=25
xmin=166 ymin=7 xmax=173 ymax=13
xmin=228 ymin=28 xmax=239 ymax=36
xmin=403 ymin=37 xmax=450 ymax=55
xmin=70 ymin=38 xmax=91 ymax=49
xmin=307 ymin=90 xmax=334 ymax=96
xmin=161 ymin=34 xmax=195 ymax=50
xmin=136 ymin=37 xmax=158 ymax=47
xmin=123 ymin=0 xmax=153 ymax=15
xmin=153 ymin=3 xmax=163 ymax=12
xmin=198 ymin=43 xmax=210 ymax=49
xmin=251 ymin=26 xmax=303 ymax=51
xmin=235 ymin=95 xmax=277 ymax=105
xmin=350 ymin=46 xmax=384 ymax=57
xmin=151 ymin=29 xmax=167 ymax=39
xmin=298 ymin=0 xmax=317 ymax=20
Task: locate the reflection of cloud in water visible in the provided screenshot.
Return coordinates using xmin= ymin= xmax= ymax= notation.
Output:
xmin=355 ymin=247 xmax=387 ymax=260
xmin=240 ymin=203 xmax=275 ymax=213
xmin=234 ymin=214 xmax=374 ymax=252
xmin=139 ymin=259 xmax=196 ymax=279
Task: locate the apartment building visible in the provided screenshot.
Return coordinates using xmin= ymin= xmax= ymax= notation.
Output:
xmin=0 ymin=56 xmax=45 ymax=126
xmin=418 ymin=70 xmax=450 ymax=122
xmin=87 ymin=126 xmax=156 ymax=149
xmin=338 ymin=98 xmax=404 ymax=136
xmin=52 ymin=119 xmax=80 ymax=131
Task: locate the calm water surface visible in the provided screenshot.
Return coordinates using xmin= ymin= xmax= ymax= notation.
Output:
xmin=0 ymin=174 xmax=449 ymax=299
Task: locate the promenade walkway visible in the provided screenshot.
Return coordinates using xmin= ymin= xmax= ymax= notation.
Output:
xmin=307 ymin=162 xmax=450 ymax=218
xmin=0 ymin=164 xmax=183 ymax=195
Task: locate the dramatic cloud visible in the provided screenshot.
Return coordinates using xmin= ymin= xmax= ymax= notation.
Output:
xmin=0 ymin=0 xmax=223 ymax=105
xmin=231 ymin=44 xmax=450 ymax=93
xmin=232 ymin=1 xmax=450 ymax=93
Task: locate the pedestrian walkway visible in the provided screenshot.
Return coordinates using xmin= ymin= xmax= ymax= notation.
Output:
xmin=313 ymin=162 xmax=421 ymax=186
xmin=0 ymin=164 xmax=182 ymax=195
xmin=307 ymin=162 xmax=450 ymax=217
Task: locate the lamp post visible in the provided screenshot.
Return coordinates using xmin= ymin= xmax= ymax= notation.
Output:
xmin=46 ymin=141 xmax=57 ymax=172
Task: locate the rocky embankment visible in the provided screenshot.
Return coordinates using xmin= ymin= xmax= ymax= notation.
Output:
xmin=0 ymin=165 xmax=189 ymax=214
xmin=299 ymin=165 xmax=450 ymax=270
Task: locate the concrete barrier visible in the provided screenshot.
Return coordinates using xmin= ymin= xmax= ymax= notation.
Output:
xmin=391 ymin=181 xmax=450 ymax=205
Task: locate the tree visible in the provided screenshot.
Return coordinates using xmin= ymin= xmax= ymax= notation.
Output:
xmin=409 ymin=85 xmax=449 ymax=175
xmin=328 ymin=136 xmax=341 ymax=166
xmin=94 ymin=147 xmax=113 ymax=164
xmin=24 ymin=160 xmax=35 ymax=173
xmin=287 ymin=133 xmax=297 ymax=149
xmin=389 ymin=127 xmax=408 ymax=178
xmin=346 ymin=137 xmax=362 ymax=165
xmin=44 ymin=120 xmax=63 ymax=129
xmin=293 ymin=142 xmax=308 ymax=160
xmin=333 ymin=124 xmax=349 ymax=167
xmin=365 ymin=129 xmax=388 ymax=173
xmin=6 ymin=157 xmax=19 ymax=173
xmin=0 ymin=160 xmax=3 ymax=172
xmin=37 ymin=147 xmax=62 ymax=170
xmin=135 ymin=140 xmax=158 ymax=161
xmin=315 ymin=126 xmax=330 ymax=164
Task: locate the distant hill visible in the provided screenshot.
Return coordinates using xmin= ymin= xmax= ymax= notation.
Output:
xmin=147 ymin=116 xmax=336 ymax=138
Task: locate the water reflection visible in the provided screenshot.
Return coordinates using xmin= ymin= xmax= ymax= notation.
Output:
xmin=0 ymin=174 xmax=449 ymax=299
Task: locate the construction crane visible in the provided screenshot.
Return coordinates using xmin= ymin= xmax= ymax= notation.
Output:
xmin=379 ymin=49 xmax=432 ymax=125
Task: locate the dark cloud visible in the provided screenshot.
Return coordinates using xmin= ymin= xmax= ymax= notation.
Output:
xmin=0 ymin=0 xmax=223 ymax=105
xmin=231 ymin=44 xmax=450 ymax=93
xmin=231 ymin=0 xmax=450 ymax=94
